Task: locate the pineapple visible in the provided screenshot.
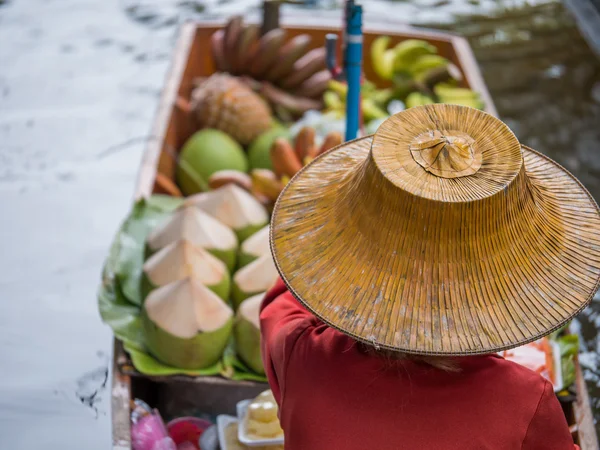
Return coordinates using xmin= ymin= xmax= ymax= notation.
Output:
xmin=190 ymin=73 xmax=273 ymax=146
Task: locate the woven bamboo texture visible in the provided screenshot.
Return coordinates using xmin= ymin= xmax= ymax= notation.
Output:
xmin=270 ymin=104 xmax=600 ymax=355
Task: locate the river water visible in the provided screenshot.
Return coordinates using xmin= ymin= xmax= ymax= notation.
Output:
xmin=0 ymin=0 xmax=599 ymax=448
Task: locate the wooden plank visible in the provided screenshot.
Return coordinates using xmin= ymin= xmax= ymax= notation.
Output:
xmin=574 ymin=357 xmax=599 ymax=450
xmin=112 ymin=340 xmax=132 ymax=450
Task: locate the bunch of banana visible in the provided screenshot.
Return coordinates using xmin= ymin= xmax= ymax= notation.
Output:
xmin=211 ymin=16 xmax=330 ymax=120
xmin=323 ymin=79 xmax=391 ymax=123
xmin=371 ymin=37 xmax=455 ymax=83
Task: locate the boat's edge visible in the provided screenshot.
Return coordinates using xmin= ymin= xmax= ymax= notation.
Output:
xmin=132 ymin=21 xmax=196 ymax=201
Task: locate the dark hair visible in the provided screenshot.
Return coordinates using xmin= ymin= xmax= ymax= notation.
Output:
xmin=360 ymin=344 xmax=461 ymax=372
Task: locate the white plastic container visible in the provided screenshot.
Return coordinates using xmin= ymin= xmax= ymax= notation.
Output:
xmin=216 ymin=415 xmax=238 ymax=450
xmin=236 ymin=399 xmax=285 ymax=447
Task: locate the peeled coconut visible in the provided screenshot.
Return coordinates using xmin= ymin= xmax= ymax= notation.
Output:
xmin=232 ymin=253 xmax=279 ymax=309
xmin=142 ymin=277 xmax=234 ymax=369
xmin=141 ymin=239 xmax=230 ymax=301
xmin=238 ymin=225 xmax=270 ymax=268
xmin=187 ymin=184 xmax=268 ymax=242
xmin=234 ymin=292 xmax=265 ymax=375
xmin=176 ymin=129 xmax=249 ymax=196
xmin=147 ymin=204 xmax=238 ymax=271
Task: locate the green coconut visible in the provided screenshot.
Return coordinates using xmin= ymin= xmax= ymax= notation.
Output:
xmin=237 ymin=225 xmax=270 ymax=269
xmin=146 ymin=203 xmax=238 ymax=271
xmin=142 ymin=277 xmax=234 ymax=369
xmin=247 ymin=127 xmax=290 ymax=171
xmin=234 ymin=292 xmax=266 ymax=375
xmin=176 ymin=129 xmax=249 ymax=196
xmin=141 ymin=239 xmax=230 ymax=301
xmin=187 ymin=184 xmax=269 ymax=242
xmin=231 ymin=253 xmax=279 ymax=309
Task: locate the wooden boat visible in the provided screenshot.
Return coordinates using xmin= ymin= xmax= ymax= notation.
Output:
xmin=110 ymin=17 xmax=598 ymax=450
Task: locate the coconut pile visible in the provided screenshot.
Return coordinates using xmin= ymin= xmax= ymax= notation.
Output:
xmin=139 ymin=186 xmax=277 ymax=373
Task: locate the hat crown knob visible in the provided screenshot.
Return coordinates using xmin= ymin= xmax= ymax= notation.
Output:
xmin=409 ymin=130 xmax=482 ymax=179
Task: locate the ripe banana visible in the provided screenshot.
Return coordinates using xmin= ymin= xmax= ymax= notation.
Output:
xmin=294 ymin=127 xmax=317 ymax=163
xmin=266 ymin=34 xmax=312 ymax=81
xmin=293 ymin=70 xmax=331 ymax=98
xmin=260 ymin=82 xmax=323 ymax=118
xmin=210 ymin=29 xmax=228 ymax=72
xmin=318 ymin=131 xmax=343 ymax=155
xmin=249 ymin=28 xmax=287 ymax=78
xmin=251 ymin=169 xmax=284 ymax=201
xmin=235 ymin=24 xmax=260 ymax=74
xmin=271 ymin=137 xmax=303 ymax=178
xmin=280 ymin=47 xmax=327 ymax=89
xmin=224 ymin=16 xmax=244 ymax=72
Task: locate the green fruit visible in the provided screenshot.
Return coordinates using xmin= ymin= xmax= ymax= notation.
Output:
xmin=176 ymin=129 xmax=248 ymax=196
xmin=146 ymin=204 xmax=239 ymax=272
xmin=406 ymin=92 xmax=435 ymax=109
xmin=371 ymin=36 xmax=396 ymax=80
xmin=237 ymin=225 xmax=270 ymax=269
xmin=248 ymin=127 xmax=290 ymax=171
xmin=188 ymin=184 xmax=269 ymax=243
xmin=392 ymin=39 xmax=437 ymax=73
xmin=232 ymin=253 xmax=279 ymax=309
xmin=141 ymin=239 xmax=231 ymax=302
xmin=234 ymin=293 xmax=265 ymax=375
xmin=407 ymin=54 xmax=449 ymax=78
xmin=143 ymin=277 xmax=233 ymax=369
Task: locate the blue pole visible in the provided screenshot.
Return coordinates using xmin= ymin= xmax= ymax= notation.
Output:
xmin=344 ymin=3 xmax=362 ymax=141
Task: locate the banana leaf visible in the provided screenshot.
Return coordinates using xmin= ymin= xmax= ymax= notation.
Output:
xmin=221 ymin=341 xmax=268 ymax=383
xmin=123 ymin=339 xmax=223 ymax=377
xmin=115 ymin=195 xmax=184 ymax=305
xmin=98 ymin=194 xmax=268 ymax=380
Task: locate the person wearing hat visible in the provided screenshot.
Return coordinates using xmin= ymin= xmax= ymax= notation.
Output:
xmin=260 ymin=105 xmax=600 ymax=449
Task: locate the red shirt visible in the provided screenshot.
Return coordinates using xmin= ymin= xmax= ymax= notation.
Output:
xmin=260 ymin=279 xmax=578 ymax=450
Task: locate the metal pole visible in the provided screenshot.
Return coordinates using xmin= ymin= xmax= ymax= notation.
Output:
xmin=344 ymin=3 xmax=363 ymax=141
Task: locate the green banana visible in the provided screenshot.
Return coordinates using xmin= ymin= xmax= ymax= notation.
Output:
xmin=323 ymin=91 xmax=343 ymax=110
xmin=362 ymin=98 xmax=389 ymax=122
xmin=434 ymin=83 xmax=480 ymax=99
xmin=408 ymin=54 xmax=449 ymax=78
xmin=393 ymin=39 xmax=437 ymax=73
xmin=371 ymin=36 xmax=396 ymax=80
xmin=405 ymin=92 xmax=435 ymax=109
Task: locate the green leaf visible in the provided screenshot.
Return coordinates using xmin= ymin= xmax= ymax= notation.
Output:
xmin=123 ymin=341 xmax=223 ymax=377
xmin=221 ymin=341 xmax=268 ymax=383
xmin=115 ymin=195 xmax=183 ymax=305
xmin=556 ymin=334 xmax=579 ymax=388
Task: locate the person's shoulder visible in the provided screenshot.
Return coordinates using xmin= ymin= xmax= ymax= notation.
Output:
xmin=466 ymin=354 xmax=549 ymax=395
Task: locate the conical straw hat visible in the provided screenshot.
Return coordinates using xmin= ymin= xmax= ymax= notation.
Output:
xmin=270 ymin=104 xmax=600 ymax=355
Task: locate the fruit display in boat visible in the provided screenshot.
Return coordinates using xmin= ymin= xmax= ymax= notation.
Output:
xmin=141 ymin=239 xmax=231 ymax=301
xmin=142 ymin=277 xmax=234 ymax=370
xmin=187 ymin=184 xmax=269 ymax=242
xmin=210 ymin=16 xmax=329 ymax=120
xmin=232 ymin=253 xmax=279 ymax=309
xmin=238 ymin=225 xmax=270 ymax=268
xmin=190 ymin=73 xmax=273 ymax=146
xmin=248 ymin=127 xmax=291 ymax=171
xmin=146 ymin=204 xmax=239 ymax=271
xmin=234 ymin=292 xmax=266 ymax=375
xmin=245 ymin=390 xmax=284 ymax=439
xmin=176 ymin=129 xmax=248 ymax=195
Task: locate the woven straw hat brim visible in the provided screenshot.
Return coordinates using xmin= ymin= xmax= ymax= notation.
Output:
xmin=270 ymin=136 xmax=600 ymax=356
